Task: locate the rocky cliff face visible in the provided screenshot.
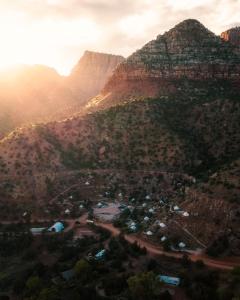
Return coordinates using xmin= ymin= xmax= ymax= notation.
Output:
xmin=221 ymin=27 xmax=240 ymax=47
xmin=87 ymin=19 xmax=240 ymax=110
xmin=68 ymin=51 xmax=124 ymax=104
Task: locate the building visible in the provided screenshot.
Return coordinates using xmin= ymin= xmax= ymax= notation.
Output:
xmin=95 ymin=249 xmax=106 ymax=260
xmin=158 ymin=275 xmax=180 ymax=286
xmin=161 ymin=236 xmax=167 ymax=242
xmin=30 ymin=228 xmax=46 ymax=235
xmin=48 ymin=222 xmax=64 ymax=233
xmin=146 ymin=231 xmax=153 ymax=236
xmin=178 ymin=242 xmax=186 ymax=248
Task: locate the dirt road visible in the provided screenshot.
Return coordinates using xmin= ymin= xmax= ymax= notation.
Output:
xmin=95 ymin=221 xmax=240 ymax=271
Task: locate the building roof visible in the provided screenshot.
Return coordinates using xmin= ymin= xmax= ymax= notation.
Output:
xmin=179 ymin=242 xmax=186 ymax=248
xmin=48 ymin=222 xmax=64 ymax=233
xmin=95 ymin=249 xmax=106 ymax=260
xmin=158 ymin=275 xmax=180 ymax=286
xmin=30 ymin=228 xmax=46 ymax=234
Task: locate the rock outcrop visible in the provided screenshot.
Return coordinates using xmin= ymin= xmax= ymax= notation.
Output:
xmin=68 ymin=51 xmax=124 ymax=104
xmin=221 ymin=27 xmax=240 ymax=47
xmin=87 ymin=19 xmax=240 ymax=110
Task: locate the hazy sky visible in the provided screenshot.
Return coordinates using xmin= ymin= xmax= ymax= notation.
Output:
xmin=0 ymin=0 xmax=239 ymax=74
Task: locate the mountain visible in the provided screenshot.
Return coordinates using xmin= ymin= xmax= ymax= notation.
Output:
xmin=68 ymin=51 xmax=124 ymax=105
xmin=221 ymin=27 xmax=240 ymax=47
xmin=0 ymin=64 xmax=75 ymax=138
xmin=0 ymin=19 xmax=239 ymax=253
xmin=87 ymin=19 xmax=240 ymax=110
xmin=0 ymin=52 xmax=124 ymax=138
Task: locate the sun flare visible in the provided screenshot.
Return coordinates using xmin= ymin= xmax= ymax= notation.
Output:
xmin=0 ymin=13 xmax=100 ymax=75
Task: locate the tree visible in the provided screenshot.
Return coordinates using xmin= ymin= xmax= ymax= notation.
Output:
xmin=25 ymin=275 xmax=42 ymax=295
xmin=127 ymin=271 xmax=160 ymax=300
xmin=37 ymin=287 xmax=60 ymax=300
xmin=74 ymin=259 xmax=91 ymax=282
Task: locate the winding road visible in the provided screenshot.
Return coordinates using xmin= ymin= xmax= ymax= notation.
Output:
xmin=95 ymin=221 xmax=240 ymax=271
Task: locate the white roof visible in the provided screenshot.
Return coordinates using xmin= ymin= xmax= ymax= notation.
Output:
xmin=173 ymin=205 xmax=180 ymax=211
xmin=159 ymin=223 xmax=166 ymax=228
xmin=85 ymin=181 xmax=90 ymax=185
xmin=179 ymin=242 xmax=186 ymax=248
xmin=161 ymin=236 xmax=167 ymax=242
xmin=145 ymin=195 xmax=151 ymax=200
xmin=183 ymin=212 xmax=189 ymax=217
xmin=142 ymin=203 xmax=147 ymax=207
xmin=149 ymin=208 xmax=154 ymax=213
xmin=146 ymin=231 xmax=153 ymax=236
xmin=130 ymin=225 xmax=137 ymax=231
xmin=144 ymin=216 xmax=150 ymax=221
xmin=65 ymin=209 xmax=70 ymax=214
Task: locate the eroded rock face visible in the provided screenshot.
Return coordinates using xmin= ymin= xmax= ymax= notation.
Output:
xmin=68 ymin=51 xmax=124 ymax=104
xmin=88 ymin=19 xmax=240 ymax=109
xmin=221 ymin=27 xmax=240 ymax=47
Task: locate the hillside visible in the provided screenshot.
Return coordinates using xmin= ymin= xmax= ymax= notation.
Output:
xmin=0 ymin=19 xmax=239 ymax=253
xmin=0 ymin=52 xmax=123 ymax=138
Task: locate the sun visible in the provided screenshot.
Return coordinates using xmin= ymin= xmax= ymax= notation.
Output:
xmin=0 ymin=13 xmax=101 ymax=75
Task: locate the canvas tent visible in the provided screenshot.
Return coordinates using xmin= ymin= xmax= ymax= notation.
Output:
xmin=48 ymin=222 xmax=64 ymax=233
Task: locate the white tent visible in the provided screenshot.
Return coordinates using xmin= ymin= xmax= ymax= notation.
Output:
xmin=179 ymin=242 xmax=186 ymax=248
xmin=159 ymin=222 xmax=166 ymax=228
xmin=183 ymin=212 xmax=189 ymax=217
xmin=161 ymin=236 xmax=167 ymax=242
xmin=146 ymin=231 xmax=153 ymax=236
xmin=144 ymin=216 xmax=150 ymax=222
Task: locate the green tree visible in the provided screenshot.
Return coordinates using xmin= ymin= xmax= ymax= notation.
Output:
xmin=127 ymin=271 xmax=160 ymax=300
xmin=37 ymin=287 xmax=60 ymax=300
xmin=74 ymin=259 xmax=91 ymax=282
xmin=26 ymin=275 xmax=42 ymax=295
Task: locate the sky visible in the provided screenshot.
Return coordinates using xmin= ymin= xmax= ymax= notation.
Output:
xmin=0 ymin=0 xmax=239 ymax=75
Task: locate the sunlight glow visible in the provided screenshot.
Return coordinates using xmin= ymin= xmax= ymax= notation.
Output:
xmin=0 ymin=14 xmax=101 ymax=74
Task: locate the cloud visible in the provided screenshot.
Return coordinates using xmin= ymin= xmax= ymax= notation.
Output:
xmin=0 ymin=0 xmax=239 ymax=74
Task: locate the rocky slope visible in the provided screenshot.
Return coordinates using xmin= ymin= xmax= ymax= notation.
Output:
xmin=221 ymin=27 xmax=240 ymax=47
xmin=88 ymin=19 xmax=240 ymax=110
xmin=0 ymin=52 xmax=123 ymax=138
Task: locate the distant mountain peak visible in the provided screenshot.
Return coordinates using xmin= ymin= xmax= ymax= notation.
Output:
xmin=221 ymin=27 xmax=240 ymax=47
xmin=161 ymin=18 xmax=215 ymax=40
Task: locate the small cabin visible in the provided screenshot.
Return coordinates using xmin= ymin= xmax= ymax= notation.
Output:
xmin=158 ymin=275 xmax=180 ymax=286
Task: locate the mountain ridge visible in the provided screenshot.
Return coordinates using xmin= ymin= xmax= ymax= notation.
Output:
xmin=87 ymin=19 xmax=240 ymax=110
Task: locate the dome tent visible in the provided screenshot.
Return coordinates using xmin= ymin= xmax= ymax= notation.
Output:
xmin=48 ymin=222 xmax=64 ymax=233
